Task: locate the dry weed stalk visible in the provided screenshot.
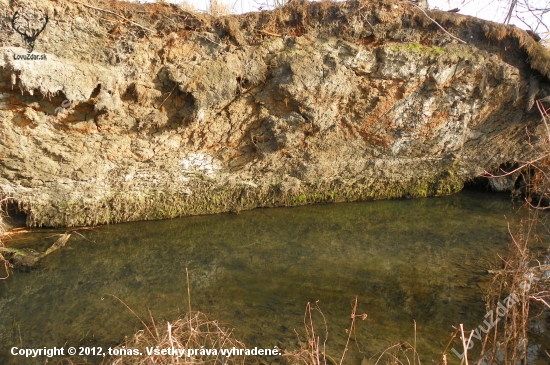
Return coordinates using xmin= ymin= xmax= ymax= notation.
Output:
xmin=373 ymin=341 xmax=420 ymax=365
xmin=470 ymin=217 xmax=540 ymax=365
xmin=284 ymin=301 xmax=329 ymax=365
xmin=283 ymin=297 xmax=367 ymax=365
xmin=372 ymin=320 xmax=421 ymax=365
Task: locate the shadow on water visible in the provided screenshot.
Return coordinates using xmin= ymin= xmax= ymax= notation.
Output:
xmin=0 ymin=191 xmax=537 ymax=364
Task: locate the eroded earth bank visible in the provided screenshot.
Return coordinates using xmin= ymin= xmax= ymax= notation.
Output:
xmin=1 ymin=0 xmax=550 ymax=227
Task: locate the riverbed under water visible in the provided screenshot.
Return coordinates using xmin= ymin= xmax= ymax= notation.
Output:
xmin=0 ymin=191 xmax=546 ymax=364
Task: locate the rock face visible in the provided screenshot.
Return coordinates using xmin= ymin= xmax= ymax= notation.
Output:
xmin=0 ymin=0 xmax=549 ymax=227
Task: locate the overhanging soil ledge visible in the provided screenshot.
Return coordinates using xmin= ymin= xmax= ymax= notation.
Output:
xmin=1 ymin=0 xmax=550 ymax=227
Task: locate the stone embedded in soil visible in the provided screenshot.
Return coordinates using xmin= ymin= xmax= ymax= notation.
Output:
xmin=0 ymin=0 xmax=549 ymax=227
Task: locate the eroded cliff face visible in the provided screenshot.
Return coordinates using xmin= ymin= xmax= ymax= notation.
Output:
xmin=0 ymin=0 xmax=549 ymax=227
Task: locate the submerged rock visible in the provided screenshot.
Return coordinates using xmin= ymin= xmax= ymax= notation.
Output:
xmin=0 ymin=0 xmax=550 ymax=227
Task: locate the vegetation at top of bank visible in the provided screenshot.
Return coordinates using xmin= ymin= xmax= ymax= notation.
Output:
xmin=2 ymin=0 xmax=550 ymax=77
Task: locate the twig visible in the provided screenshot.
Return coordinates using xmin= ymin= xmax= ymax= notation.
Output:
xmin=413 ymin=320 xmax=417 ymax=365
xmin=158 ymin=84 xmax=178 ymax=109
xmin=71 ymin=230 xmax=96 ymax=244
xmin=16 ymin=323 xmax=22 ymax=348
xmin=482 ymin=152 xmax=550 ymax=178
xmin=219 ymin=84 xmax=256 ymax=113
xmin=530 ymin=295 xmax=550 ymax=308
xmin=459 ymin=323 xmax=471 ymax=365
xmin=340 ymin=296 xmax=360 ymax=365
xmin=196 ymin=33 xmax=223 ymax=47
xmin=313 ymin=300 xmax=329 ymax=365
xmin=361 ymin=14 xmax=375 ymax=31
xmin=255 ymin=29 xmax=282 ymax=37
xmin=537 ymin=100 xmax=550 ymax=142
xmin=101 ymin=293 xmax=158 ymax=341
xmin=148 ymin=308 xmax=160 ymax=340
xmin=504 ymin=0 xmax=518 ymax=24
xmin=374 ymin=343 xmax=404 ymax=365
xmin=412 ymin=5 xmax=467 ymax=44
xmin=439 ymin=327 xmax=460 ymax=364
xmin=73 ymin=1 xmax=153 ymax=32
xmin=186 ymin=267 xmax=193 ymax=330
xmin=526 ymin=200 xmax=550 ymax=210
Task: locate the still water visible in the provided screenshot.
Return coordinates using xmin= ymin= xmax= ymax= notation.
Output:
xmin=0 ymin=191 xmax=540 ymax=364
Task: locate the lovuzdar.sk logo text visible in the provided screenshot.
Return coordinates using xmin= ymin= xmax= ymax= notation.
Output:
xmin=11 ymin=8 xmax=48 ymax=54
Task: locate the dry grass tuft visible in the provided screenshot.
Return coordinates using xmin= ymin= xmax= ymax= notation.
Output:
xmin=108 ymin=310 xmax=251 ymax=365
xmin=174 ymin=0 xmax=198 ymax=14
xmin=207 ymin=0 xmax=232 ymax=17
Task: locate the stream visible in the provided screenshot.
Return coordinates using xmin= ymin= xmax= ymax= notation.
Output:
xmin=0 ymin=191 xmax=545 ymax=364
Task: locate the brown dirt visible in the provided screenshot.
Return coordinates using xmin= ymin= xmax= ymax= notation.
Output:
xmin=0 ymin=0 xmax=549 ymax=226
